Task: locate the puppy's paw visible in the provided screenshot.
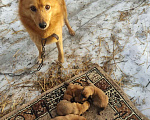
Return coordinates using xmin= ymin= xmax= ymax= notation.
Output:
xmin=69 ymin=30 xmax=75 ymax=36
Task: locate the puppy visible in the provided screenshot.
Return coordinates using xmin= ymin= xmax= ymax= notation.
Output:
xmin=79 ymin=84 xmax=108 ymax=113
xmin=63 ymin=83 xmax=84 ymax=102
xmin=19 ymin=0 xmax=75 ymax=63
xmin=56 ymin=100 xmax=90 ymax=116
xmin=51 ymin=114 xmax=86 ymax=120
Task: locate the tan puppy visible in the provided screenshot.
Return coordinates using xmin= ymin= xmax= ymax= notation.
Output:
xmin=56 ymin=100 xmax=90 ymax=116
xmin=51 ymin=114 xmax=86 ymax=120
xmin=63 ymin=83 xmax=84 ymax=102
xmin=79 ymin=84 xmax=108 ymax=113
xmin=19 ymin=0 xmax=75 ymax=63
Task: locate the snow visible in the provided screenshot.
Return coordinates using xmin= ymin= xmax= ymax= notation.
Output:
xmin=0 ymin=0 xmax=150 ymax=118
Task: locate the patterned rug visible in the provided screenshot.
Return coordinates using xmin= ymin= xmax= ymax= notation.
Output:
xmin=1 ymin=66 xmax=149 ymax=120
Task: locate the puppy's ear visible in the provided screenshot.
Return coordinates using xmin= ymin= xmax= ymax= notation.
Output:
xmin=89 ymin=95 xmax=92 ymax=98
xmin=70 ymin=97 xmax=75 ymax=103
xmin=87 ymin=96 xmax=93 ymax=104
xmin=81 ymin=93 xmax=86 ymax=99
xmin=80 ymin=88 xmax=85 ymax=99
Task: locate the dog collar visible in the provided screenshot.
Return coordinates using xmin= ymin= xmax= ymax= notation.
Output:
xmin=51 ymin=33 xmax=59 ymax=40
xmin=41 ymin=33 xmax=59 ymax=46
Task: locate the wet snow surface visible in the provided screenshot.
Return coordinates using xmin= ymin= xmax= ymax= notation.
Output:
xmin=0 ymin=0 xmax=150 ymax=118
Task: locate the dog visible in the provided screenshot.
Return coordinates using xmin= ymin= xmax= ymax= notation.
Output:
xmin=19 ymin=0 xmax=75 ymax=63
xmin=63 ymin=83 xmax=84 ymax=102
xmin=51 ymin=114 xmax=86 ymax=120
xmin=78 ymin=84 xmax=109 ymax=114
xmin=56 ymin=100 xmax=90 ymax=116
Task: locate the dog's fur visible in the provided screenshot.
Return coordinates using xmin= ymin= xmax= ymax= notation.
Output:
xmin=63 ymin=83 xmax=84 ymax=102
xmin=56 ymin=100 xmax=90 ymax=116
xmin=19 ymin=0 xmax=75 ymax=63
xmin=51 ymin=114 xmax=86 ymax=120
xmin=79 ymin=84 xmax=108 ymax=113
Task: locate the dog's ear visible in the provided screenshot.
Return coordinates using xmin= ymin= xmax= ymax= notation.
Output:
xmin=89 ymin=95 xmax=93 ymax=99
xmin=19 ymin=0 xmax=25 ymax=3
xmin=87 ymin=96 xmax=93 ymax=104
xmin=70 ymin=97 xmax=75 ymax=103
xmin=80 ymin=92 xmax=86 ymax=99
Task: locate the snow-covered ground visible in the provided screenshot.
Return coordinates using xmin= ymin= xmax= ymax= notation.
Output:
xmin=0 ymin=0 xmax=150 ymax=118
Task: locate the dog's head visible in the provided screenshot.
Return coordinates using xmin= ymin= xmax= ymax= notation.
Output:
xmin=19 ymin=0 xmax=60 ymax=30
xmin=80 ymin=89 xmax=90 ymax=101
xmin=67 ymin=83 xmax=83 ymax=91
xmin=80 ymin=86 xmax=94 ymax=101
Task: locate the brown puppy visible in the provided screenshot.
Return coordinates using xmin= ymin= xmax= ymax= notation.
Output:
xmin=63 ymin=83 xmax=84 ymax=102
xmin=19 ymin=0 xmax=75 ymax=63
xmin=51 ymin=114 xmax=86 ymax=120
xmin=56 ymin=100 xmax=90 ymax=116
xmin=79 ymin=84 xmax=108 ymax=113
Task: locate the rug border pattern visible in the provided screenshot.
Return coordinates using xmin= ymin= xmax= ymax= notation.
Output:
xmin=1 ymin=66 xmax=149 ymax=120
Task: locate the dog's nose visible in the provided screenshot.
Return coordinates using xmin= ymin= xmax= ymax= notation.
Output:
xmin=39 ymin=22 xmax=47 ymax=29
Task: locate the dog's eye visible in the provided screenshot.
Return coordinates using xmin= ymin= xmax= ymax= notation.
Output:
xmin=30 ymin=6 xmax=37 ymax=12
xmin=45 ymin=5 xmax=50 ymax=10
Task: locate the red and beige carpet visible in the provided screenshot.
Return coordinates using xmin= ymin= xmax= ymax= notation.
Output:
xmin=1 ymin=66 xmax=149 ymax=120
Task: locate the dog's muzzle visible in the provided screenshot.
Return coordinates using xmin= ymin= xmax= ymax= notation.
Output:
xmin=39 ymin=22 xmax=47 ymax=29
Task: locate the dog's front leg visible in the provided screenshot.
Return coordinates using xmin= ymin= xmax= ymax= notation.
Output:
xmin=56 ymin=33 xmax=64 ymax=63
xmin=30 ymin=34 xmax=43 ymax=64
xmin=35 ymin=43 xmax=42 ymax=63
xmin=65 ymin=19 xmax=75 ymax=36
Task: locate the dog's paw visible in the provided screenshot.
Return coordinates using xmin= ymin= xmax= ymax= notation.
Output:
xmin=58 ymin=55 xmax=64 ymax=63
xmin=69 ymin=30 xmax=75 ymax=36
xmin=37 ymin=58 xmax=43 ymax=64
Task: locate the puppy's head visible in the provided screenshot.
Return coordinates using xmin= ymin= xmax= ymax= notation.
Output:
xmin=80 ymin=86 xmax=94 ymax=101
xmin=67 ymin=83 xmax=83 ymax=90
xmin=19 ymin=0 xmax=60 ymax=30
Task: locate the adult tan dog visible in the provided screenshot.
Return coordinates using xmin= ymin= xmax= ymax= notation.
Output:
xmin=56 ymin=100 xmax=90 ymax=116
xmin=19 ymin=0 xmax=75 ymax=63
xmin=79 ymin=84 xmax=109 ymax=114
xmin=63 ymin=83 xmax=84 ymax=102
xmin=51 ymin=114 xmax=86 ymax=120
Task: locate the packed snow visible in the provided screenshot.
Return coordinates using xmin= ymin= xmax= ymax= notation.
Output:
xmin=0 ymin=0 xmax=150 ymax=118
